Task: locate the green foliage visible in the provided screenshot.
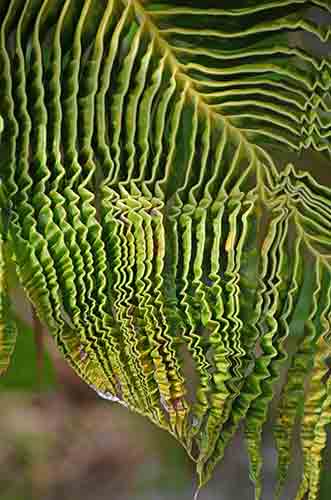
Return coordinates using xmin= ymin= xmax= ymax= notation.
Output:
xmin=0 ymin=1 xmax=331 ymax=499
xmin=0 ymin=317 xmax=55 ymax=391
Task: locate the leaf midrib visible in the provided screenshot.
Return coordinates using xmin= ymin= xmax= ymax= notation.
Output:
xmin=123 ymin=0 xmax=256 ymax=148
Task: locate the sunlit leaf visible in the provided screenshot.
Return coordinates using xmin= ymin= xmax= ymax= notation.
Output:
xmin=0 ymin=1 xmax=330 ymax=498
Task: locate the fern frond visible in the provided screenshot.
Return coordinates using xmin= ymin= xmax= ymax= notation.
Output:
xmin=0 ymin=1 xmax=330 ymax=498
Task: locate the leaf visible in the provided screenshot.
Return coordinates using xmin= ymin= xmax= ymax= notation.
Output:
xmin=0 ymin=233 xmax=17 ymax=376
xmin=0 ymin=1 xmax=330 ymax=499
xmin=0 ymin=316 xmax=56 ymax=391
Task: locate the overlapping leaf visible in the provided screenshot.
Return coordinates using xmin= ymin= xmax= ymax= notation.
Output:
xmin=0 ymin=1 xmax=330 ymax=499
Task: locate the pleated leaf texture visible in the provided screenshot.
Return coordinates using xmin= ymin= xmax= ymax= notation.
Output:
xmin=1 ymin=0 xmax=331 ymax=498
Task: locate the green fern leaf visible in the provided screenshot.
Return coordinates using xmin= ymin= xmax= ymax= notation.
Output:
xmin=0 ymin=1 xmax=331 ymax=498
